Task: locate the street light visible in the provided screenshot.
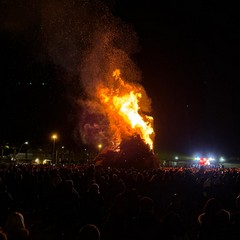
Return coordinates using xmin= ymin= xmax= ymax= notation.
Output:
xmin=18 ymin=141 xmax=29 ymax=153
xmin=98 ymin=144 xmax=102 ymax=152
xmin=16 ymin=141 xmax=28 ymax=162
xmin=51 ymin=134 xmax=58 ymax=163
xmin=25 ymin=143 xmax=29 ymax=161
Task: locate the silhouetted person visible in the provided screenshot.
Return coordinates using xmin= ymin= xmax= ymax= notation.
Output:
xmin=5 ymin=212 xmax=30 ymax=240
xmin=0 ymin=183 xmax=15 ymax=226
xmin=75 ymin=224 xmax=100 ymax=240
xmin=82 ymin=183 xmax=104 ymax=228
xmin=103 ymin=187 xmax=140 ymax=240
xmin=162 ymin=193 xmax=188 ymax=240
xmin=57 ymin=179 xmax=82 ymax=239
xmin=132 ymin=197 xmax=162 ymax=240
xmin=230 ymin=193 xmax=240 ymax=239
xmin=197 ymin=197 xmax=230 ymax=240
xmin=0 ymin=230 xmax=7 ymax=240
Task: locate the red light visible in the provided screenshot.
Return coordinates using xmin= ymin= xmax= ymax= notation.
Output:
xmin=199 ymin=157 xmax=209 ymax=166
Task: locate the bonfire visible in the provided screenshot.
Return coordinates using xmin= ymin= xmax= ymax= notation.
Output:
xmin=93 ymin=69 xmax=158 ymax=169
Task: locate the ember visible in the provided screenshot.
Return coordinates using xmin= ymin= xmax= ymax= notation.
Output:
xmin=77 ymin=9 xmax=158 ymax=169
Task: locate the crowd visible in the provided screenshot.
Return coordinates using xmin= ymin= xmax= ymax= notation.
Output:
xmin=1 ymin=163 xmax=240 ymax=240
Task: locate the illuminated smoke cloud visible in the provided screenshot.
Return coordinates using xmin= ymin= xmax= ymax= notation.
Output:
xmin=0 ymin=0 xmax=154 ymax=148
xmin=40 ymin=0 xmax=153 ymax=147
xmin=79 ymin=28 xmax=154 ymax=148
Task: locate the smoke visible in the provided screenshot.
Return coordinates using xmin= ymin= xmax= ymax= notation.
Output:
xmin=40 ymin=0 xmax=140 ymax=74
xmin=0 ymin=0 xmax=153 ymax=147
xmin=0 ymin=0 xmax=150 ymax=147
xmin=72 ymin=2 xmax=147 ymax=147
xmin=78 ymin=27 xmax=153 ymax=147
xmin=40 ymin=0 xmax=152 ymax=147
xmin=41 ymin=0 xmax=149 ymax=144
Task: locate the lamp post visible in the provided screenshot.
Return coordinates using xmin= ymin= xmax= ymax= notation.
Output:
xmin=19 ymin=141 xmax=29 ymax=153
xmin=51 ymin=134 xmax=58 ymax=164
xmin=60 ymin=146 xmax=65 ymax=163
xmin=25 ymin=144 xmax=28 ymax=161
xmin=17 ymin=141 xmax=28 ymax=161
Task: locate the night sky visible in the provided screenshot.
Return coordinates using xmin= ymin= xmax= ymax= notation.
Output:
xmin=0 ymin=0 xmax=240 ymax=157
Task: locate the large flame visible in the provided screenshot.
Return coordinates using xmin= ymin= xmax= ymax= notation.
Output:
xmin=97 ymin=69 xmax=154 ymax=150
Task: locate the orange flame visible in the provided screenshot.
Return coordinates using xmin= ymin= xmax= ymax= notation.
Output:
xmin=98 ymin=69 xmax=154 ymax=150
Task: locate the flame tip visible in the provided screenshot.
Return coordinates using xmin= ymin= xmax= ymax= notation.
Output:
xmin=97 ymin=68 xmax=154 ymax=150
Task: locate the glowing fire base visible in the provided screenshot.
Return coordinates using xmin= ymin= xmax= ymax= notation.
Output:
xmin=93 ymin=136 xmax=159 ymax=169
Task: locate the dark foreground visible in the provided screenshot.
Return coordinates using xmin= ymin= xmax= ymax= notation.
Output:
xmin=1 ymin=163 xmax=240 ymax=240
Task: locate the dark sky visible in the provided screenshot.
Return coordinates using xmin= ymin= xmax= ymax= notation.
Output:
xmin=0 ymin=0 xmax=240 ymax=157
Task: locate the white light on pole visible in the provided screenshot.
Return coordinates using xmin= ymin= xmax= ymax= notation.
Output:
xmin=18 ymin=141 xmax=28 ymax=154
xmin=16 ymin=141 xmax=28 ymax=162
xmin=51 ymin=134 xmax=58 ymax=163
